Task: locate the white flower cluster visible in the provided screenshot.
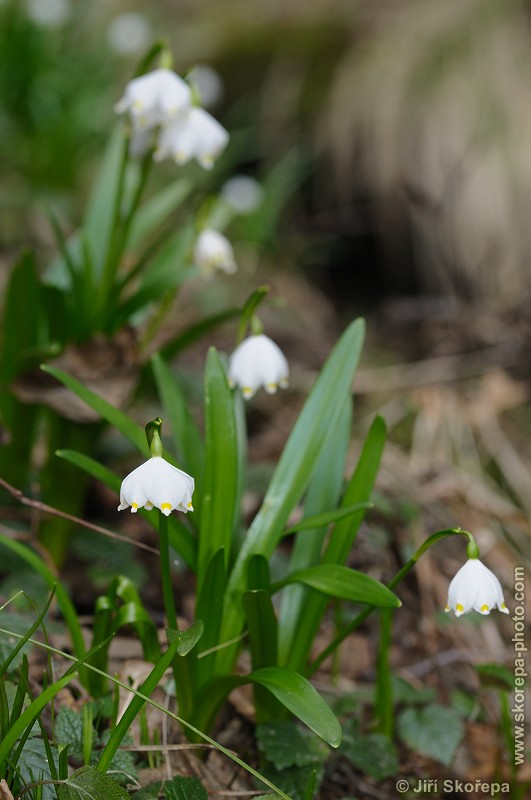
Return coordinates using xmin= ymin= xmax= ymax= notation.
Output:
xmin=115 ymin=67 xmax=228 ymax=169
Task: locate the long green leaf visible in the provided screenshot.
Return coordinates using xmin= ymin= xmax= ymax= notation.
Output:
xmin=218 ymin=319 xmax=366 ymax=670
xmin=324 ymin=415 xmax=387 ymax=564
xmin=198 ymin=348 xmax=238 ymax=585
xmin=283 ymin=503 xmax=372 ymax=536
xmin=41 ymin=365 xmax=148 ymax=456
xmin=284 ymin=415 xmax=387 ymax=673
xmin=158 ymin=307 xmax=240 ymax=362
xmin=273 ymin=565 xmax=401 ymax=607
xmin=195 ymin=549 xmax=227 ymax=688
xmin=0 ymin=535 xmax=85 ymax=668
xmin=1 ymin=251 xmax=40 ymax=384
xmin=84 ymin=128 xmax=128 ymax=276
xmin=0 ymin=671 xmax=75 ymax=767
xmin=128 ymin=179 xmax=193 ymax=249
xmin=97 ymin=636 xmax=181 ymax=774
xmin=250 ymin=667 xmax=342 ymax=748
xmin=0 ymin=628 xmax=291 ymax=800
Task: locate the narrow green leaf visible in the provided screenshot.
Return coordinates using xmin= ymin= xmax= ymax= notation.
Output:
xmin=41 ymin=365 xmax=148 ymax=456
xmin=219 ymin=319 xmax=366 ymax=668
xmin=250 ymin=667 xmax=342 ymax=748
xmin=199 ymin=348 xmax=238 ymax=585
xmin=195 ymin=549 xmax=226 ymax=687
xmin=247 ymin=554 xmax=271 ymax=591
xmin=84 ymin=129 xmax=128 ymax=276
xmin=158 ymin=307 xmax=240 ymax=362
xmin=97 ymin=638 xmax=181 ymax=774
xmin=324 ymin=415 xmax=387 ymax=564
xmin=1 ymin=251 xmax=40 ymax=384
xmin=1 ymin=588 xmax=56 ymax=676
xmin=243 ymin=591 xmax=278 ymax=669
xmin=128 ymin=179 xmax=193 ymax=249
xmin=279 ymin=396 xmax=351 ymax=665
xmin=283 ymin=503 xmax=372 ymax=536
xmin=0 ymin=671 xmax=75 ymax=766
xmin=284 ymin=415 xmax=387 ymax=673
xmin=274 ymin=565 xmax=401 ymax=608
xmin=57 ymin=765 xmax=129 ymax=800
xmin=0 ymin=536 xmax=85 ymax=669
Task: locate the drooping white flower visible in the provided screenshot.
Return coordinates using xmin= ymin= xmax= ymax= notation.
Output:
xmin=194 ymin=229 xmax=236 ymax=276
xmin=107 ymin=13 xmax=152 ymax=56
xmin=154 ymin=107 xmax=229 ymax=169
xmin=118 ymin=456 xmax=194 ymax=516
xmin=228 ymin=334 xmax=289 ymax=400
xmin=187 ymin=64 xmax=224 ymax=108
xmin=221 ymin=175 xmax=263 ymax=214
xmin=445 ymin=558 xmax=509 ymax=617
xmin=115 ymin=68 xmax=192 ymax=130
xmin=26 ymin=0 xmax=70 ymax=28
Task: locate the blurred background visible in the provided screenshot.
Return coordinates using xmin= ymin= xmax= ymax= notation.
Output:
xmin=1 ymin=0 xmax=530 ymax=791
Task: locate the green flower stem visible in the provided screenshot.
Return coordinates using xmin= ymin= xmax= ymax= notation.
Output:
xmin=159 ymin=512 xmax=177 ymax=631
xmin=308 ymin=528 xmax=477 ymax=677
xmin=158 ymin=511 xmax=195 ymax=721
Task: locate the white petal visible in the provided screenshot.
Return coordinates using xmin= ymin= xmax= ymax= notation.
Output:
xmin=118 ymin=456 xmax=194 ymax=515
xmin=194 ymin=229 xmax=236 ymax=275
xmin=228 ymin=334 xmax=289 ymax=400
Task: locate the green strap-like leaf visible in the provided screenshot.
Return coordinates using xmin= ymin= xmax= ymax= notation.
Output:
xmin=250 ymin=667 xmax=342 ymax=748
xmin=198 ymin=348 xmax=238 ymax=585
xmin=273 ymin=565 xmax=401 ymax=607
xmin=218 ymin=318 xmax=366 ymax=670
xmin=41 ymin=365 xmax=149 ymax=456
xmin=128 ymin=179 xmax=193 ymax=249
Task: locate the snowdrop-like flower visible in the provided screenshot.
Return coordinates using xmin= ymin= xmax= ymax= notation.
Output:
xmin=107 ymin=13 xmax=152 ymax=56
xmin=118 ymin=456 xmax=194 ymax=516
xmin=228 ymin=334 xmax=289 ymax=399
xmin=115 ymin=68 xmax=192 ymax=129
xmin=194 ymin=229 xmax=236 ymax=276
xmin=445 ymin=558 xmax=509 ymax=617
xmin=154 ymin=107 xmax=229 ymax=169
xmin=221 ymin=175 xmax=264 ymax=214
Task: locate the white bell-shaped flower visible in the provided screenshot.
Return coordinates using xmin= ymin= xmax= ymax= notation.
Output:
xmin=445 ymin=558 xmax=509 ymax=617
xmin=118 ymin=456 xmax=194 ymax=516
xmin=154 ymin=107 xmax=229 ymax=169
xmin=115 ymin=68 xmax=192 ymax=129
xmin=194 ymin=229 xmax=236 ymax=276
xmin=228 ymin=334 xmax=289 ymax=400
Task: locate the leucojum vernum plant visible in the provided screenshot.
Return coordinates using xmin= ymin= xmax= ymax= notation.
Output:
xmin=0 ymin=44 xmax=514 ymax=800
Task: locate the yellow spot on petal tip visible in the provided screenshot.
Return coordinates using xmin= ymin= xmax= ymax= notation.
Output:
xmin=444 ymin=605 xmax=450 ymax=613
xmin=187 ymin=502 xmax=193 ymax=509
xmin=480 ymin=604 xmax=490 ymax=613
xmin=161 ymin=503 xmax=172 ymax=511
xmin=131 ymin=502 xmax=138 ymax=509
